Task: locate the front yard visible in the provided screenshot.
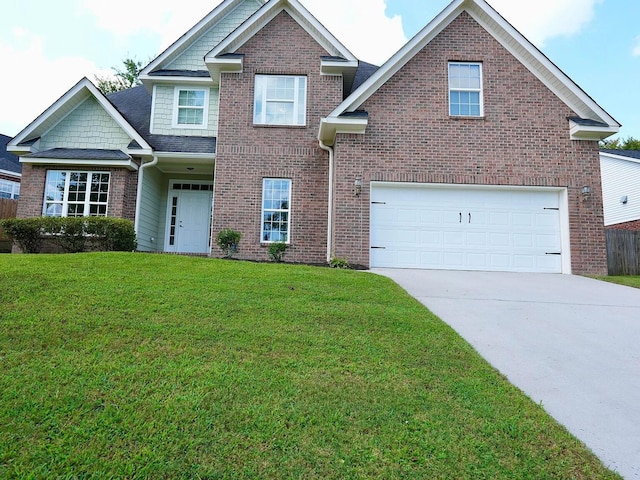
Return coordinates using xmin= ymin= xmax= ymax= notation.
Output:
xmin=0 ymin=253 xmax=620 ymax=478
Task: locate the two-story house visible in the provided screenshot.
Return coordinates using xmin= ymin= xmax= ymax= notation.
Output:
xmin=8 ymin=0 xmax=619 ymax=274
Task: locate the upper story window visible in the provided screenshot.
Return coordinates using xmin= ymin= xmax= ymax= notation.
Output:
xmin=0 ymin=179 xmax=20 ymax=199
xmin=261 ymin=178 xmax=291 ymax=243
xmin=449 ymin=62 xmax=483 ymax=117
xmin=43 ymin=170 xmax=110 ymax=217
xmin=254 ymin=75 xmax=307 ymax=126
xmin=173 ymin=87 xmax=209 ymax=128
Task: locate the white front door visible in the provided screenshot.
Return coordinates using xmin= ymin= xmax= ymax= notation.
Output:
xmin=166 ymin=183 xmax=213 ymax=254
xmin=370 ymin=184 xmax=566 ymax=273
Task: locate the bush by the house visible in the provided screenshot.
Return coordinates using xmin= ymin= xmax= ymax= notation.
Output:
xmin=216 ymin=228 xmax=242 ymax=258
xmin=329 ymin=256 xmax=351 ymax=269
xmin=267 ymin=241 xmax=288 ymax=263
xmin=0 ymin=217 xmax=137 ymax=253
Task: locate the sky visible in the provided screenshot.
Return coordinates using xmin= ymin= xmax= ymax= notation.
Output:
xmin=0 ymin=0 xmax=638 ymax=140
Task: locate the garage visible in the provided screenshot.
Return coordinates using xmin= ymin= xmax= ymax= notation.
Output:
xmin=370 ymin=183 xmax=568 ymax=273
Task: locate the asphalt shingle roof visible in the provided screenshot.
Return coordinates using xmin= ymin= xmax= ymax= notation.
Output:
xmin=0 ymin=134 xmax=21 ymax=174
xmin=23 ymin=148 xmax=131 ymax=160
xmin=601 ymin=149 xmax=640 ymax=160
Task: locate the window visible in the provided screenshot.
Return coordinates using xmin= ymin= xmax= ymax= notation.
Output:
xmin=449 ymin=62 xmax=483 ymax=117
xmin=0 ymin=179 xmax=20 ymax=199
xmin=174 ymin=88 xmax=209 ymax=128
xmin=43 ymin=171 xmax=110 ymax=217
xmin=254 ymin=75 xmax=306 ymax=126
xmin=261 ymin=178 xmax=291 ymax=243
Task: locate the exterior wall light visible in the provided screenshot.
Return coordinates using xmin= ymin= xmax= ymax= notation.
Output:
xmin=621 ymin=196 xmax=628 ymax=204
xmin=354 ymin=178 xmax=362 ymax=196
xmin=582 ymin=186 xmax=591 ymax=196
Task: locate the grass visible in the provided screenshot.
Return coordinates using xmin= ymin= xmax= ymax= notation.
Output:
xmin=596 ymin=275 xmax=640 ymax=289
xmin=0 ymin=253 xmax=621 ymax=479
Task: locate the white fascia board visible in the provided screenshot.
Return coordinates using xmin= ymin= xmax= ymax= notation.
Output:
xmin=20 ymin=157 xmax=139 ymax=171
xmin=320 ymin=59 xmax=359 ymax=76
xmin=140 ymin=75 xmax=215 ymax=87
xmin=318 ymin=116 xmax=368 ymax=146
xmin=205 ymin=57 xmax=244 ymax=85
xmin=328 ymin=0 xmax=464 ymax=116
xmin=0 ymin=169 xmax=21 ymax=179
xmin=569 ymin=121 xmax=619 ymax=141
xmin=465 ymin=0 xmax=619 ymax=128
xmin=205 ymin=0 xmax=356 ymax=65
xmin=7 ymin=145 xmax=34 ymax=155
xmin=9 ymin=78 xmax=152 ymax=154
xmin=155 ymin=152 xmax=216 ymax=160
xmin=599 ymin=152 xmax=640 ymax=166
xmin=140 ymin=0 xmax=258 ymax=75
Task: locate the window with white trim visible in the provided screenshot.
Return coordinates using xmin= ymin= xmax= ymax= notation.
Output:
xmin=449 ymin=62 xmax=483 ymax=117
xmin=174 ymin=88 xmax=209 ymax=128
xmin=261 ymin=178 xmax=291 ymax=243
xmin=0 ymin=179 xmax=20 ymax=199
xmin=254 ymin=75 xmax=307 ymax=126
xmin=43 ymin=171 xmax=110 ymax=217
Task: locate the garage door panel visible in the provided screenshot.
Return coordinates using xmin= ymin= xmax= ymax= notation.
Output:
xmin=370 ymin=184 xmax=564 ymax=273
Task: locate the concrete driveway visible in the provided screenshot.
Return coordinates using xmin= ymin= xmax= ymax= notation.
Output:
xmin=372 ymin=269 xmax=640 ymax=479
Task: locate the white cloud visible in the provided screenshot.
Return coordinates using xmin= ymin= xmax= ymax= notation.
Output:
xmin=633 ymin=36 xmax=640 ymax=56
xmin=487 ymin=0 xmax=603 ymax=46
xmin=78 ymin=0 xmax=406 ymax=65
xmin=0 ymin=30 xmax=110 ymax=137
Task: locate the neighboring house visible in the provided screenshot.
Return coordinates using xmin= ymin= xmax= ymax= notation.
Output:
xmin=8 ymin=0 xmax=620 ymax=274
xmin=0 ymin=134 xmax=21 ymax=199
xmin=600 ymin=149 xmax=640 ymax=230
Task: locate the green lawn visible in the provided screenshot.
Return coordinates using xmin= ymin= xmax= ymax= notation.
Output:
xmin=0 ymin=253 xmax=620 ymax=479
xmin=597 ymin=275 xmax=640 ymax=289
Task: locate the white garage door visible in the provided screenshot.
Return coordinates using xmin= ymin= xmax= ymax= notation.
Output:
xmin=370 ymin=184 xmax=564 ymax=273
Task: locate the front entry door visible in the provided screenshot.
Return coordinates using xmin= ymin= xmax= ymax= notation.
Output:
xmin=166 ymin=183 xmax=213 ymax=254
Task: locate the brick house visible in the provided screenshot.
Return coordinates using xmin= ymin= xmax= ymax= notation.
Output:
xmin=8 ymin=0 xmax=619 ymax=274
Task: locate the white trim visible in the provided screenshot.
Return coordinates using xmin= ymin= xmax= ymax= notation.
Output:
xmin=0 ymin=169 xmax=21 ymax=178
xmin=261 ymin=177 xmax=292 ymax=244
xmin=163 ymin=179 xmax=214 ymax=253
xmin=172 ymin=86 xmax=210 ymax=130
xmin=370 ymin=181 xmax=572 ymax=274
xmin=448 ymin=61 xmax=484 ymax=117
xmin=569 ymin=120 xmax=619 ymax=141
xmin=140 ymin=0 xmax=266 ymax=76
xmin=140 ymin=75 xmax=216 ymax=87
xmin=42 ymin=170 xmax=111 ymax=218
xmin=20 ymin=157 xmax=139 ymax=171
xmin=253 ymin=75 xmax=306 ymax=126
xmin=0 ymin=178 xmax=20 ymax=200
xmin=325 ymin=0 xmax=618 ymax=132
xmin=155 ymin=152 xmax=216 ymax=160
xmin=599 ymin=151 xmax=640 ymax=166
xmin=318 ymin=116 xmax=368 ymax=146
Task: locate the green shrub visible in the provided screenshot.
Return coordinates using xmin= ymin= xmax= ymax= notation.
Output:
xmin=0 ymin=217 xmax=137 ymax=253
xmin=0 ymin=218 xmax=44 ymax=253
xmin=329 ymin=257 xmax=350 ymax=269
xmin=216 ymin=228 xmax=242 ymax=258
xmin=267 ymin=242 xmax=288 ymax=263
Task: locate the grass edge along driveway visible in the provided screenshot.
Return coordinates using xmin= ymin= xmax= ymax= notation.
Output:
xmin=0 ymin=253 xmax=621 ymax=479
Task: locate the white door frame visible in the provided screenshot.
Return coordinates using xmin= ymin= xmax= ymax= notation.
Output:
xmin=164 ymin=180 xmax=214 ymax=253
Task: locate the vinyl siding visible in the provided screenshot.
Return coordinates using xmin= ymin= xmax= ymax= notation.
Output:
xmin=600 ymin=155 xmax=640 ymax=226
xmin=137 ymin=167 xmax=164 ymax=252
xmin=151 ymin=86 xmax=219 ymax=137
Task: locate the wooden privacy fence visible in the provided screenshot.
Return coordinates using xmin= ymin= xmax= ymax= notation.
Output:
xmin=0 ymin=198 xmax=17 ymax=219
xmin=606 ymin=229 xmax=640 ymax=276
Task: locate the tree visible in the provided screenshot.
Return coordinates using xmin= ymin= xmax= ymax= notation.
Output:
xmin=95 ymin=57 xmax=144 ymax=94
xmin=600 ymin=136 xmax=640 ymax=150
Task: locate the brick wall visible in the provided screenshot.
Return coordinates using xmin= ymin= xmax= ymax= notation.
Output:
xmin=213 ymin=11 xmax=342 ymax=264
xmin=16 ymin=164 xmax=138 ymax=222
xmin=606 ymin=219 xmax=640 ymax=231
xmin=331 ymin=12 xmax=607 ymax=275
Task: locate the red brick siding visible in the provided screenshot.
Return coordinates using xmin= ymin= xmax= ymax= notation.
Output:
xmin=213 ymin=11 xmax=342 ymax=263
xmin=331 ymin=12 xmax=606 ymax=275
xmin=606 ymin=219 xmax=640 ymax=231
xmin=16 ymin=164 xmax=137 ymax=222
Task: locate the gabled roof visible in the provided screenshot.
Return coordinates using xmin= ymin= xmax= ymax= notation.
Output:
xmin=140 ymin=0 xmax=267 ymax=78
xmin=1 ymin=134 xmax=21 ymax=175
xmin=319 ymin=0 xmax=620 ymax=145
xmin=204 ymin=0 xmax=359 ymax=86
xmin=8 ymin=78 xmax=153 ymax=156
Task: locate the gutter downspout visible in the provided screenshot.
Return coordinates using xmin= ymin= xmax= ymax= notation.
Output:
xmin=134 ymin=155 xmax=158 ymax=237
xmin=318 ymin=140 xmax=334 ymax=263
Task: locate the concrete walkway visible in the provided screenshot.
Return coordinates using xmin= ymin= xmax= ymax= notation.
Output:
xmin=372 ymin=269 xmax=640 ymax=479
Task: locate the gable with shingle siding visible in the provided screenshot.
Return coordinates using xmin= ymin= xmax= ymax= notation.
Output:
xmin=40 ymin=97 xmax=132 ymax=151
xmin=167 ymin=0 xmax=263 ymax=71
